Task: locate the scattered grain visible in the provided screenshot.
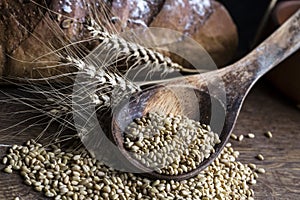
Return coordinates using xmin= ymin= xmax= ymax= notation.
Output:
xmin=257 ymin=168 xmax=266 ymax=174
xmin=2 ymin=157 xmax=8 ymax=165
xmin=2 ymin=138 xmax=259 ymax=199
xmin=225 ymin=143 xmax=232 ymax=147
xmin=238 ymin=135 xmax=244 ymax=141
xmin=265 ymin=131 xmax=273 ymax=138
xmin=247 ymin=133 xmax=255 ymax=138
xmin=256 ymin=154 xmax=264 ymax=161
xmin=230 ymin=133 xmax=237 ymax=140
xmin=248 ymin=163 xmax=257 ymax=170
xmin=4 ymin=165 xmax=13 ymax=174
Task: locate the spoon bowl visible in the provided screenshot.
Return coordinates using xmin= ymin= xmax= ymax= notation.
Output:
xmin=112 ymin=83 xmax=226 ymax=180
xmin=111 ymin=9 xmax=300 ymax=180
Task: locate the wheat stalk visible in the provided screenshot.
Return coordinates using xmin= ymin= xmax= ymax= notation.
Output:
xmin=0 ymin=0 xmax=204 ymax=144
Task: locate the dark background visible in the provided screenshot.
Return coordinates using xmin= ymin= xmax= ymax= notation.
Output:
xmin=218 ymin=0 xmax=272 ymax=58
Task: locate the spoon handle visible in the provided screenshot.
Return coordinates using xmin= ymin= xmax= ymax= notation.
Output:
xmin=194 ymin=9 xmax=300 ymax=124
xmin=197 ymin=8 xmax=300 ymax=114
xmin=221 ymin=9 xmax=300 ymax=92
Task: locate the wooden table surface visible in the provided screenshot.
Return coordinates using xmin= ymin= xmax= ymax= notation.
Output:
xmin=0 ymin=82 xmax=299 ymax=200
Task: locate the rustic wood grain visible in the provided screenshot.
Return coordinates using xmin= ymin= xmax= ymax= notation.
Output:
xmin=232 ymin=83 xmax=300 ymax=200
xmin=0 ymin=82 xmax=299 ymax=199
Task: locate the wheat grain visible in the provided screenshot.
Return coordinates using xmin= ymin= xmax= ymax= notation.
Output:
xmin=3 ymin=139 xmax=258 ymax=199
xmin=124 ymin=112 xmax=221 ymax=175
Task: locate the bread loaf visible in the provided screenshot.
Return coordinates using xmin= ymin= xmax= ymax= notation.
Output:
xmin=0 ymin=0 xmax=238 ymax=80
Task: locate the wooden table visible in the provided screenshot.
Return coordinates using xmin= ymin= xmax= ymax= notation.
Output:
xmin=0 ymin=82 xmax=299 ymax=199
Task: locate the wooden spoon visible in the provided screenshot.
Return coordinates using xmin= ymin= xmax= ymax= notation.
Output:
xmin=111 ymin=10 xmax=300 ymax=180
